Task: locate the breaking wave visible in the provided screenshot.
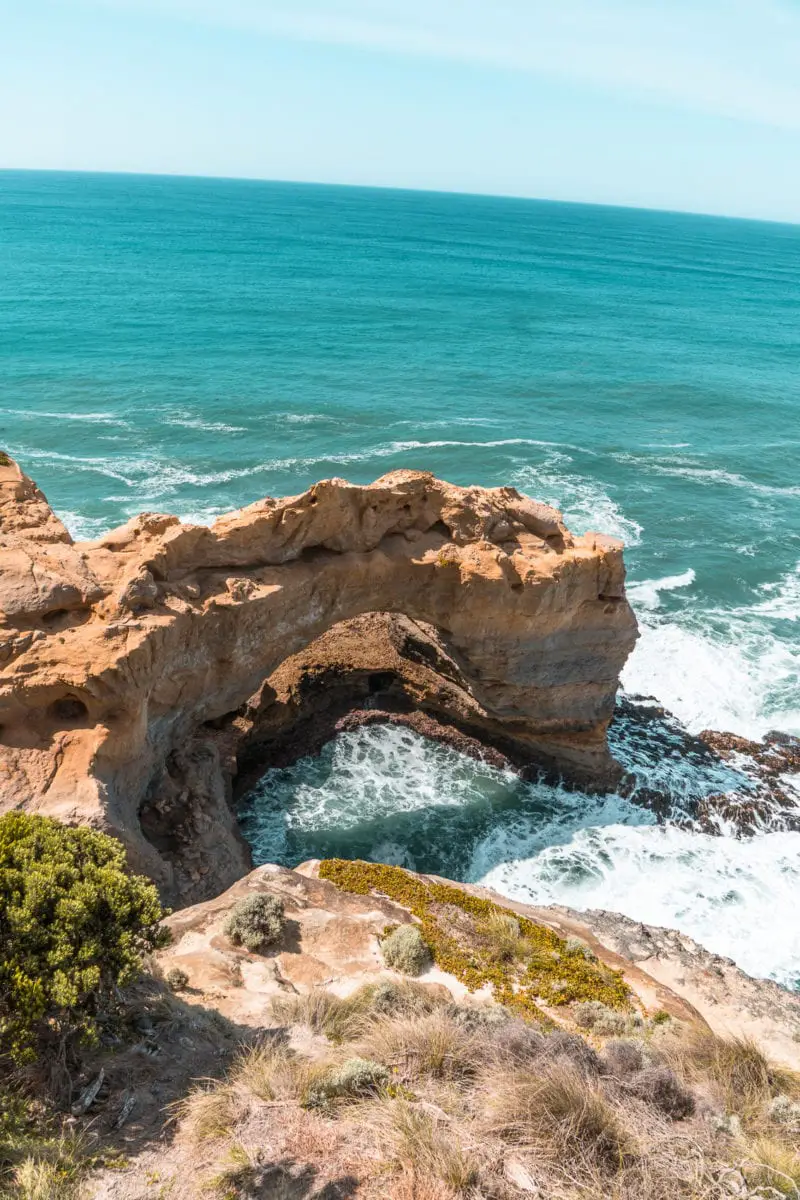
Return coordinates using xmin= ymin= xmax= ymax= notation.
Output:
xmin=241 ymin=723 xmax=800 ymax=991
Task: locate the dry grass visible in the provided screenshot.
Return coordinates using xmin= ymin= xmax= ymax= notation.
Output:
xmin=358 ymin=1010 xmax=480 ymax=1081
xmin=230 ymin=1038 xmax=309 ymax=1102
xmin=478 ymin=911 xmax=525 ymax=963
xmin=205 ymin=1141 xmax=257 ymax=1197
xmin=485 ymin=1059 xmax=635 ymax=1173
xmin=662 ymin=1028 xmax=800 ymax=1119
xmin=741 ymin=1135 xmax=800 ymax=1196
xmin=174 ymin=1081 xmax=245 ymax=1143
xmin=155 ymin=995 xmax=800 ymax=1200
xmin=370 ymin=1099 xmax=482 ymax=1196
xmin=3 ymin=1131 xmax=87 ymax=1200
xmin=271 ymin=988 xmax=345 ymax=1036
xmin=271 ymin=978 xmax=445 ymax=1045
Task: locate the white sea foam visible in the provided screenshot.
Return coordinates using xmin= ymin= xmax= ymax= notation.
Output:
xmin=613 ymin=453 xmax=800 ymax=498
xmin=626 ymin=569 xmax=696 ymax=611
xmin=511 ymin=461 xmax=643 ymax=546
xmin=476 ymin=821 xmax=800 ymax=990
xmin=0 ymin=408 xmax=131 ymax=427
xmin=392 ymin=417 xmax=505 ymax=429
xmin=60 ymin=511 xmax=119 ymax=541
xmin=242 ymin=725 xmax=800 ymax=990
xmin=277 ymin=412 xmax=342 ymax=425
xmin=751 ymin=561 xmax=800 ymax=622
xmin=162 ymin=414 xmax=247 ymax=433
xmin=622 ymin=609 xmax=800 ymax=738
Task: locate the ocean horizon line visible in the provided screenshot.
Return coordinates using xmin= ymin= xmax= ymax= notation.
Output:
xmin=2 ymin=164 xmax=798 ymax=231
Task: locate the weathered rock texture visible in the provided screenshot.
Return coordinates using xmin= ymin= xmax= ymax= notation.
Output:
xmin=0 ymin=456 xmax=637 ymax=901
xmin=157 ymin=861 xmax=800 ymax=1071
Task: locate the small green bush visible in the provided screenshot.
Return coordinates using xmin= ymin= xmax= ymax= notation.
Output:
xmin=0 ymin=452 xmax=11 ymax=467
xmin=304 ymin=1057 xmax=389 ymax=1108
xmin=0 ymin=813 xmax=167 ymax=1064
xmin=564 ymin=936 xmax=597 ymax=962
xmin=165 ymin=966 xmax=189 ymax=993
xmin=380 ymin=924 xmax=432 ymax=976
xmin=572 ymin=1000 xmax=627 ymax=1036
xmin=224 ymin=893 xmax=285 ymax=952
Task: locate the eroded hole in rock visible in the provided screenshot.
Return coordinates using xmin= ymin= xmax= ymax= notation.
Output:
xmin=368 ymin=671 xmax=396 ymax=694
xmin=48 ymin=696 xmax=90 ymax=723
xmin=427 ymin=519 xmax=451 ymax=539
xmin=41 ymin=605 xmax=91 ymax=630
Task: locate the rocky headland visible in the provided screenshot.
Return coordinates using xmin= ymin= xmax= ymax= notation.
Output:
xmin=0 ymin=455 xmax=637 ymax=903
xmin=3 ymin=454 xmax=800 ymax=1198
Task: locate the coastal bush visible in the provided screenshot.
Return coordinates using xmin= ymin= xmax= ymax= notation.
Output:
xmin=564 ymin=935 xmax=598 ymax=962
xmin=380 ymin=924 xmax=432 ymax=976
xmin=0 ymin=812 xmax=166 ymax=1064
xmin=628 ymin=1065 xmax=695 ymax=1119
xmin=304 ymin=1057 xmax=389 ymax=1108
xmin=164 ymin=966 xmax=189 ymax=993
xmin=603 ymin=1038 xmax=648 ymax=1077
xmin=573 ymin=999 xmax=628 ymax=1036
xmin=223 ymin=892 xmax=285 ymax=952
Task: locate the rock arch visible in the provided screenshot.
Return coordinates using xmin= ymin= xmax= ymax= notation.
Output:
xmin=0 ymin=459 xmax=637 ymax=901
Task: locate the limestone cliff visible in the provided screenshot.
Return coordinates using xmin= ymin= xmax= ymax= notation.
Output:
xmin=0 ymin=456 xmax=637 ymax=902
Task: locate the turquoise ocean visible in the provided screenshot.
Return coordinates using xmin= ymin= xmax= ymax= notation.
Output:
xmin=2 ymin=170 xmax=799 ymax=986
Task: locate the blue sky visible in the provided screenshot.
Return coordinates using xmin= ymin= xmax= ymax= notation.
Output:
xmin=3 ymin=0 xmax=800 ymax=220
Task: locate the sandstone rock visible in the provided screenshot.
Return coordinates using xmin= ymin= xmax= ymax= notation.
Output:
xmin=0 ymin=458 xmax=638 ymax=902
xmin=155 ymin=862 xmax=800 ymax=1072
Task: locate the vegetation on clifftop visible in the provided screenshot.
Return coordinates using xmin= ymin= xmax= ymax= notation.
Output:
xmin=0 ymin=814 xmax=168 ymax=1198
xmin=168 ymin=976 xmax=800 ymax=1198
xmin=318 ymin=858 xmax=631 ymax=1019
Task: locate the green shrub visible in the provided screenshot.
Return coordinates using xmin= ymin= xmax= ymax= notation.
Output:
xmin=165 ymin=966 xmax=189 ymax=993
xmin=224 ymin=893 xmax=285 ymax=952
xmin=304 ymin=1057 xmax=389 ymax=1108
xmin=564 ymin=936 xmax=597 ymax=962
xmin=0 ymin=813 xmax=167 ymax=1064
xmin=380 ymin=924 xmax=431 ymax=976
xmin=0 ymin=452 xmax=11 ymax=467
xmin=572 ymin=1000 xmax=627 ymax=1036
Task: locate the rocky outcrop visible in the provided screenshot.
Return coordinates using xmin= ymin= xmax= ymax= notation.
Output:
xmin=157 ymin=861 xmax=800 ymax=1071
xmin=0 ymin=456 xmax=637 ymax=902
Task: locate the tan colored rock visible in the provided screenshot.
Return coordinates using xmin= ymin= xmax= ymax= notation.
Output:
xmin=156 ymin=861 xmax=800 ymax=1072
xmin=0 ymin=457 xmax=637 ymax=902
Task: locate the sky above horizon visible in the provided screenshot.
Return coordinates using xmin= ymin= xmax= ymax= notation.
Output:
xmin=3 ymin=0 xmax=800 ymax=222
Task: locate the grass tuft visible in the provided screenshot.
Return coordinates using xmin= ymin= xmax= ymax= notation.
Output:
xmin=372 ymin=1099 xmax=481 ymax=1195
xmin=359 ymin=1010 xmax=480 ymax=1082
xmin=485 ymin=1059 xmax=635 ymax=1172
xmin=662 ymin=1028 xmax=800 ymax=1118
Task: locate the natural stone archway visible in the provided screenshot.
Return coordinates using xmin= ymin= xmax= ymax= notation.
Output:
xmin=0 ymin=457 xmax=638 ymax=902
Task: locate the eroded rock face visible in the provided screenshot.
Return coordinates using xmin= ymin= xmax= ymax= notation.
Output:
xmin=0 ymin=456 xmax=638 ymax=901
